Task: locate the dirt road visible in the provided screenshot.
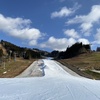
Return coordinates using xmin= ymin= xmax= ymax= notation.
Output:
xmin=16 ymin=60 xmax=43 ymax=77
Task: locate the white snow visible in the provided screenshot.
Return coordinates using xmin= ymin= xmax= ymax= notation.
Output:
xmin=0 ymin=59 xmax=100 ymax=100
xmin=91 ymin=69 xmax=100 ymax=73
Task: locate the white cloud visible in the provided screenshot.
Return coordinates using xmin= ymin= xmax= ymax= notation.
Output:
xmin=51 ymin=7 xmax=72 ymax=18
xmin=93 ymin=28 xmax=100 ymax=44
xmin=0 ymin=14 xmax=42 ymax=46
xmin=64 ymin=29 xmax=80 ymax=38
xmin=40 ymin=36 xmax=76 ymax=51
xmin=29 ymin=40 xmax=37 ymax=46
xmin=78 ymin=38 xmax=90 ymax=44
xmin=67 ymin=5 xmax=100 ymax=36
xmin=51 ymin=3 xmax=81 ymax=18
xmin=40 ymin=36 xmax=90 ymax=51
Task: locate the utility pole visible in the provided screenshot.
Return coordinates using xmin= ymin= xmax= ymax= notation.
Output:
xmin=9 ymin=50 xmax=12 ymax=59
xmin=14 ymin=52 xmax=16 ymax=61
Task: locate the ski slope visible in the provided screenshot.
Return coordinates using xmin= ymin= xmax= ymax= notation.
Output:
xmin=0 ymin=59 xmax=100 ymax=100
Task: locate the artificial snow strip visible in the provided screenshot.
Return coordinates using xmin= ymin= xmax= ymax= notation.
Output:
xmin=0 ymin=59 xmax=100 ymax=100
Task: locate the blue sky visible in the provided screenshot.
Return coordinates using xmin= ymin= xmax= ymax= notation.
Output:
xmin=0 ymin=0 xmax=100 ymax=51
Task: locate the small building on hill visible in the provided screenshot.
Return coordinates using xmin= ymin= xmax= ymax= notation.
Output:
xmin=96 ymin=47 xmax=100 ymax=52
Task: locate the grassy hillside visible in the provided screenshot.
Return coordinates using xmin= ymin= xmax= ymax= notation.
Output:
xmin=58 ymin=52 xmax=100 ymax=79
xmin=0 ymin=40 xmax=50 ymax=78
xmin=0 ymin=57 xmax=35 ymax=78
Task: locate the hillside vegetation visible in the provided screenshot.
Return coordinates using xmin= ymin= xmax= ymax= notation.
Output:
xmin=58 ymin=52 xmax=100 ymax=79
xmin=0 ymin=40 xmax=49 ymax=78
xmin=0 ymin=40 xmax=41 ymax=59
xmin=51 ymin=42 xmax=91 ymax=59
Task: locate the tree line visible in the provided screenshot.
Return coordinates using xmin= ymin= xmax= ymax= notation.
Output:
xmin=0 ymin=40 xmax=41 ymax=59
xmin=50 ymin=42 xmax=91 ymax=59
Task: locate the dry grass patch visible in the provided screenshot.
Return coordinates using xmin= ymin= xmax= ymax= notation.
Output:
xmin=58 ymin=52 xmax=100 ymax=79
xmin=0 ymin=58 xmax=35 ymax=78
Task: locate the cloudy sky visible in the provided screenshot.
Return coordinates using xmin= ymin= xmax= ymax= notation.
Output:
xmin=0 ymin=0 xmax=100 ymax=51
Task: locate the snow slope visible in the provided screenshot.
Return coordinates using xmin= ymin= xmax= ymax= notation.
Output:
xmin=0 ymin=59 xmax=100 ymax=100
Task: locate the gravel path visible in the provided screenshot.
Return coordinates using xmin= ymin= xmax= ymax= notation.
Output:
xmin=16 ymin=60 xmax=43 ymax=78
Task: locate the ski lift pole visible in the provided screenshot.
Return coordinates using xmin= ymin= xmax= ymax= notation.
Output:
xmin=14 ymin=52 xmax=16 ymax=61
